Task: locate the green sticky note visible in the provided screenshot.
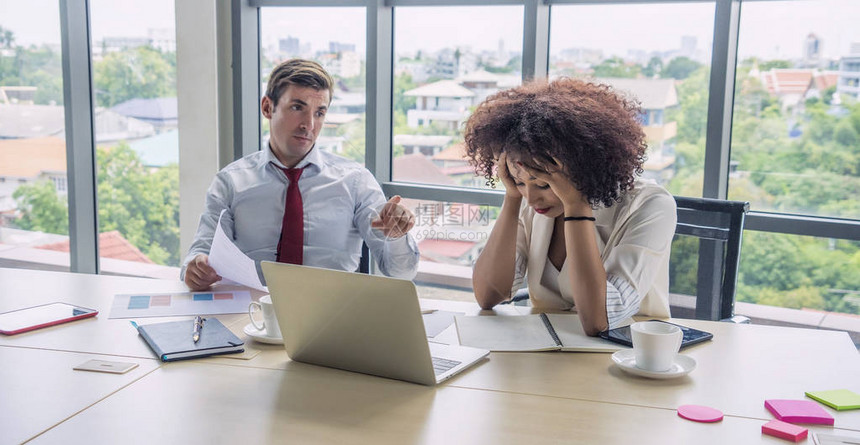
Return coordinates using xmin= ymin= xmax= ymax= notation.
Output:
xmin=805 ymin=389 xmax=860 ymax=411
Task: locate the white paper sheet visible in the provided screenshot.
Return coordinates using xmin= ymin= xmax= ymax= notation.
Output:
xmin=208 ymin=209 xmax=268 ymax=292
xmin=108 ymin=291 xmax=252 ymax=319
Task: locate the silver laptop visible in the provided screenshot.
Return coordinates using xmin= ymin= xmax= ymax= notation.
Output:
xmin=261 ymin=261 xmax=489 ymax=386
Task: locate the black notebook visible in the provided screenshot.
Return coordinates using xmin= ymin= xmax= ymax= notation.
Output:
xmin=135 ymin=318 xmax=244 ymax=362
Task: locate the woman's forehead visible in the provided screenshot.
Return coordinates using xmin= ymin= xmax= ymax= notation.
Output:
xmin=507 ymin=160 xmax=542 ymax=181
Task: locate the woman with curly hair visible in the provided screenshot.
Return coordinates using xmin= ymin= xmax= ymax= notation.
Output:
xmin=465 ymin=78 xmax=677 ymax=336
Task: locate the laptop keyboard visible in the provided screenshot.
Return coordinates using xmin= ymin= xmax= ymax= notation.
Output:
xmin=432 ymin=357 xmax=462 ymax=375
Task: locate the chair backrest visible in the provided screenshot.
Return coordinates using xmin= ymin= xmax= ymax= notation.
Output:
xmin=671 ymin=196 xmax=750 ymax=321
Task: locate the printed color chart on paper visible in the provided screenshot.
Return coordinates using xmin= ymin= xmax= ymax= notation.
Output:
xmin=108 ymin=291 xmax=252 ymax=318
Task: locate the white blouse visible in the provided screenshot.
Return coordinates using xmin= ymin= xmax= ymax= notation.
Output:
xmin=511 ymin=178 xmax=677 ymax=327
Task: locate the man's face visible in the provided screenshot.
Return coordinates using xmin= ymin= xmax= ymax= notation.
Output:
xmin=261 ymin=85 xmax=330 ymax=168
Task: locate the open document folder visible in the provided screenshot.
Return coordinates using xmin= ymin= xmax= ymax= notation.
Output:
xmin=208 ymin=209 xmax=267 ymax=292
xmin=455 ymin=313 xmax=624 ymax=353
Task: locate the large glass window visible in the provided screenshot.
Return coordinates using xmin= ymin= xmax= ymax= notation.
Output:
xmin=392 ymin=6 xmax=523 ymax=190
xmin=0 ymin=0 xmax=71 ymax=271
xmin=401 ymin=197 xmax=498 ymax=300
xmin=260 ymin=7 xmax=367 ymax=162
xmin=729 ymin=0 xmax=860 ymax=317
xmin=549 ymin=3 xmax=715 ymax=195
xmin=90 ymin=0 xmax=180 ymax=274
xmin=737 ymin=233 xmax=860 ymax=316
xmin=730 ymin=0 xmax=860 ymax=220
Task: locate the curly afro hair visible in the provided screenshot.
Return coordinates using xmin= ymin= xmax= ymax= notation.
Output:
xmin=463 ymin=77 xmax=648 ymax=208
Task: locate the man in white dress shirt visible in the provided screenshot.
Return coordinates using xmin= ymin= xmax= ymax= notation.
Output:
xmin=182 ymin=59 xmax=419 ymax=290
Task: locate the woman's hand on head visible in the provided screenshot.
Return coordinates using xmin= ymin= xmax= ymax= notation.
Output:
xmin=519 ymin=158 xmax=591 ymax=214
xmin=496 ymin=152 xmax=522 ymax=199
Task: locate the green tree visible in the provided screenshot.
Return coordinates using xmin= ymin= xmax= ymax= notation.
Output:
xmin=592 ymin=57 xmax=641 ymax=78
xmin=505 ymin=54 xmax=522 ymax=74
xmin=758 ymin=59 xmax=792 ymax=71
xmin=665 ymin=55 xmax=860 ymax=315
xmin=0 ymin=26 xmax=15 ymax=48
xmin=12 ymin=181 xmax=69 ymax=234
xmin=0 ymin=44 xmax=64 ymax=105
xmin=334 ymin=117 xmax=366 ymax=164
xmin=642 ymin=56 xmax=663 ymax=78
xmin=834 ymin=118 xmax=859 ymax=148
xmin=756 ymin=286 xmax=826 ymax=310
xmin=669 ymin=236 xmax=698 ymax=296
xmin=667 ymin=66 xmax=709 ymax=146
xmin=662 ymin=57 xmax=701 ymax=80
xmin=338 ymin=60 xmax=366 ymax=91
xmin=93 ymin=46 xmax=175 ymax=107
xmin=96 ymin=142 xmax=179 ymax=265
xmin=12 ymin=143 xmax=180 ymax=266
xmin=393 ymin=72 xmax=417 ymax=116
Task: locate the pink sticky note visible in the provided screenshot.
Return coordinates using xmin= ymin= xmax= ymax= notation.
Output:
xmin=677 ymin=405 xmax=724 ymax=423
xmin=762 ymin=419 xmax=808 ymax=442
xmin=765 ymin=399 xmax=834 ymax=425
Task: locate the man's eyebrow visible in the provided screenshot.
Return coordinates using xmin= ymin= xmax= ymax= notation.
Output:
xmin=289 ymin=98 xmax=308 ymax=106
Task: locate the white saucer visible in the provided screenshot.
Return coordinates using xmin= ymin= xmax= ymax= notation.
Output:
xmin=611 ymin=349 xmax=696 ymax=379
xmin=243 ymin=323 xmax=284 ymax=345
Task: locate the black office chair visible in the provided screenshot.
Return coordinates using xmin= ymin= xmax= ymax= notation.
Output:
xmin=671 ymin=196 xmax=749 ymax=322
xmin=504 ymin=196 xmax=750 ymax=322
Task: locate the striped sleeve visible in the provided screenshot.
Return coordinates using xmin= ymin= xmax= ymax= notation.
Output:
xmin=605 ymin=274 xmax=643 ymax=328
xmin=509 ymin=202 xmax=530 ymax=299
xmin=510 ymin=252 xmax=528 ymax=298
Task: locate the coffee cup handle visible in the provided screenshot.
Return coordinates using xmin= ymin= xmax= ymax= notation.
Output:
xmin=674 ymin=329 xmax=683 ymax=352
xmin=248 ymin=302 xmax=265 ymax=331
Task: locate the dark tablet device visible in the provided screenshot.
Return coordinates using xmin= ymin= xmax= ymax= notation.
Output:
xmin=599 ymin=320 xmax=713 ymax=349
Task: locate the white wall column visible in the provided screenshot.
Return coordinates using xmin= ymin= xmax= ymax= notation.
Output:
xmin=176 ymin=0 xmax=221 ymax=262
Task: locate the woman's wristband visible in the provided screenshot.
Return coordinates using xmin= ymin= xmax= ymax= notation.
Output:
xmin=564 ymin=216 xmax=596 ymax=222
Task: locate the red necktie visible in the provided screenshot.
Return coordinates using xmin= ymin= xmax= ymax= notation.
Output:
xmin=276 ymin=166 xmax=305 ymax=264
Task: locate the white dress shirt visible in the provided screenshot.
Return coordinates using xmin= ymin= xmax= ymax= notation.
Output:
xmin=181 ymin=145 xmax=419 ymax=283
xmin=511 ymin=178 xmax=677 ymax=328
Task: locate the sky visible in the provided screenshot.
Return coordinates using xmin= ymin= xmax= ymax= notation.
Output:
xmin=0 ymin=0 xmax=175 ymax=47
xmin=3 ymin=0 xmax=860 ymax=62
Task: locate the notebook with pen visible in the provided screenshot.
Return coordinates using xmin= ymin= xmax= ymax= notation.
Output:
xmin=134 ymin=318 xmax=244 ymax=362
xmin=455 ymin=313 xmax=624 ymax=353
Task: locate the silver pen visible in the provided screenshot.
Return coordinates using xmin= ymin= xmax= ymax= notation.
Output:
xmin=192 ymin=316 xmax=205 ymax=343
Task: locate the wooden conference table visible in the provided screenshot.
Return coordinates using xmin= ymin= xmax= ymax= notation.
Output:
xmin=1 ymin=268 xmax=858 ymax=444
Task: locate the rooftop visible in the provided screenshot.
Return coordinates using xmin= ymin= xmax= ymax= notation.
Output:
xmin=404 ymin=80 xmax=476 ymax=98
xmin=331 ymin=92 xmax=366 ymax=107
xmin=761 ymin=69 xmax=815 ymax=96
xmin=36 ymin=230 xmax=154 ymax=264
xmin=418 ymin=238 xmax=476 ymax=261
xmin=128 ymin=129 xmax=179 ymax=167
xmin=0 ymin=137 xmax=66 ymax=178
xmin=324 ymin=113 xmax=361 ymax=126
xmin=111 ymin=97 xmax=178 ymax=121
xmin=433 ymin=142 xmax=468 ymax=162
xmin=0 ymin=104 xmax=155 ymax=141
xmin=393 ymin=153 xmax=454 ymax=186
xmin=594 ymin=77 xmax=679 ymax=109
xmin=393 ymin=134 xmax=453 ymax=147
xmin=810 ymin=71 xmax=840 ymax=91
xmin=456 ymin=69 xmax=500 ymax=84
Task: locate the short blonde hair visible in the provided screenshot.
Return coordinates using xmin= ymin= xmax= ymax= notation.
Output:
xmin=265 ymin=59 xmax=334 ymax=106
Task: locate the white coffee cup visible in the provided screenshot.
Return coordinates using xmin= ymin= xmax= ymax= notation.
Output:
xmin=248 ymin=295 xmax=281 ymax=338
xmin=630 ymin=321 xmax=683 ymax=372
